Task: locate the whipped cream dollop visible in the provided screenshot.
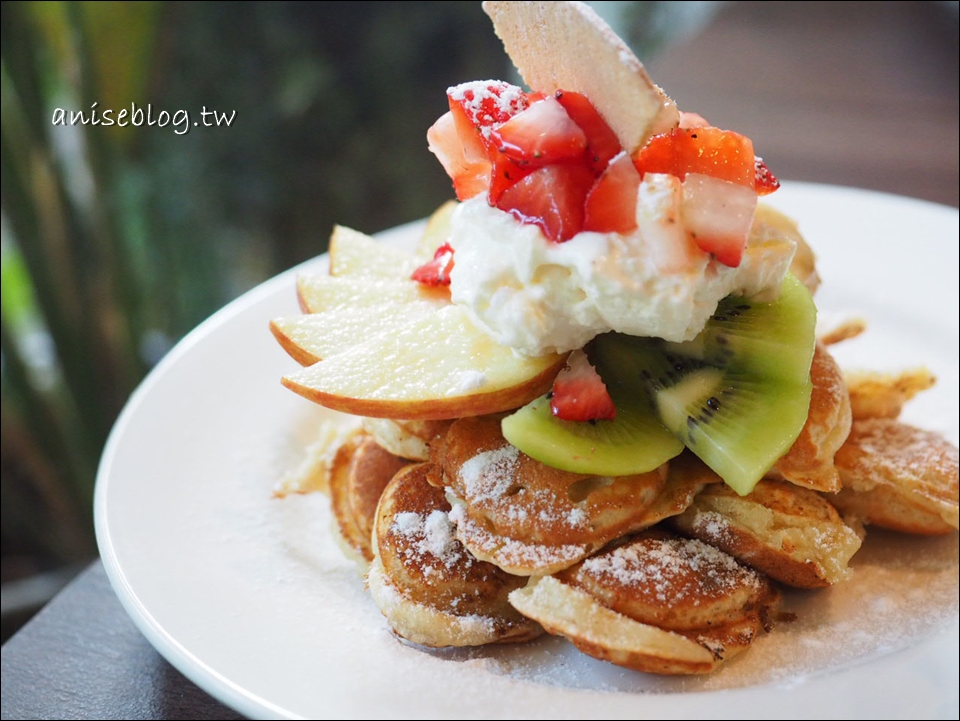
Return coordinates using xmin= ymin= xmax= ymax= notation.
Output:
xmin=448 ymin=174 xmax=796 ymax=357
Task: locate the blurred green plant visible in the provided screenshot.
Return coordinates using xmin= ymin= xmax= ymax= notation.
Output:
xmin=1 ymin=0 xmax=509 ymax=613
xmin=2 ymin=0 xmax=686 ymax=636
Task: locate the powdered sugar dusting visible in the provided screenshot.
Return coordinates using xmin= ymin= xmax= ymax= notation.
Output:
xmin=392 ymin=509 xmax=463 ymax=568
xmin=450 ymin=502 xmax=592 ymax=574
xmin=581 ymin=537 xmax=761 ymax=603
xmin=458 ymin=445 xmax=521 ymax=504
xmin=446 ymin=80 xmax=528 ymax=141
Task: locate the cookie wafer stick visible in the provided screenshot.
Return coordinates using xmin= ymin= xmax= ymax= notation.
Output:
xmin=482 ymin=0 xmax=679 ymax=153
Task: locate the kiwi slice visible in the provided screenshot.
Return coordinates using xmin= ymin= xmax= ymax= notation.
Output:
xmin=501 ymin=336 xmax=684 ymax=476
xmin=663 ymin=274 xmax=816 ymax=385
xmin=646 ymin=353 xmax=812 ymax=495
xmin=627 ymin=274 xmax=816 ymax=494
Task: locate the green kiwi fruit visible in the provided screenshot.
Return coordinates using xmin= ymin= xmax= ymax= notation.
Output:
xmin=501 ymin=336 xmax=684 ymax=476
xmin=662 ymin=273 xmax=816 ymax=385
xmin=622 ymin=273 xmax=816 ymax=494
xmin=502 ymin=274 xmax=816 ymax=492
xmin=638 ymin=348 xmax=812 ymax=495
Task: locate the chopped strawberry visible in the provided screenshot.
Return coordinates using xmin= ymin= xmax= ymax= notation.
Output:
xmin=754 ymin=157 xmax=780 ymax=195
xmin=447 ymin=80 xmax=529 ymax=159
xmin=678 ymin=111 xmax=710 ymax=129
xmin=493 ymin=95 xmax=587 ymax=167
xmin=427 ymin=111 xmax=490 ymax=200
xmin=550 ymin=349 xmax=616 ymax=422
xmin=583 ymin=151 xmax=641 ymax=234
xmin=495 ymin=164 xmax=596 ymax=243
xmin=682 ymin=173 xmax=758 ymax=267
xmin=488 ymin=152 xmax=537 ymax=204
xmin=633 ymin=126 xmax=756 ymax=188
xmin=555 ymin=91 xmax=623 ymax=175
xmin=411 ymin=242 xmax=455 ymax=286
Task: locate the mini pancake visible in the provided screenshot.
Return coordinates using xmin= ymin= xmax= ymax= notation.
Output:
xmin=509 ymin=530 xmax=779 ymax=675
xmin=361 ymin=417 xmax=452 ymax=461
xmin=768 ymin=342 xmax=851 ymax=493
xmin=434 ymin=415 xmax=700 ymax=575
xmin=833 ymin=418 xmax=959 ymax=535
xmin=753 ymin=203 xmax=821 ymax=296
xmin=844 ymin=368 xmax=936 ymax=421
xmin=671 ymin=478 xmax=863 ymax=588
xmin=328 ymin=432 xmax=409 ymax=565
xmin=368 ymin=463 xmax=542 ymax=648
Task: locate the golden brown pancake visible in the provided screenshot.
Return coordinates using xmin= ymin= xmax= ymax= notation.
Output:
xmin=328 ymin=433 xmax=409 ymax=565
xmin=433 ymin=414 xmax=682 ymax=575
xmin=768 ymin=342 xmax=851 ymax=493
xmin=360 ymin=417 xmax=452 ymax=460
xmin=368 ymin=463 xmax=542 ymax=647
xmin=833 ymin=418 xmax=959 ymax=535
xmin=671 ymin=479 xmax=863 ymax=588
xmin=509 ymin=530 xmax=779 ymax=675
xmin=844 ymin=368 xmax=936 ymax=421
xmin=753 ymin=203 xmax=821 ymax=295
xmin=818 ymin=317 xmax=867 ymax=346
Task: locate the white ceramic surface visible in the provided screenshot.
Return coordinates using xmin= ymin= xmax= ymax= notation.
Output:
xmin=95 ymin=183 xmax=960 ymax=720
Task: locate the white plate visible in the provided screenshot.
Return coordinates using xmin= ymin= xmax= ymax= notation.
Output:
xmin=95 ymin=182 xmax=959 ymax=720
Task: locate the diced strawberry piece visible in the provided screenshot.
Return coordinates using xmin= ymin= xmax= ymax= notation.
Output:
xmin=550 ymin=349 xmax=616 ymax=422
xmin=427 ymin=111 xmax=490 ymax=200
xmin=583 ymin=151 xmax=641 ymax=234
xmin=678 ymin=111 xmax=710 ymax=129
xmin=487 ymin=153 xmax=537 ymax=204
xmin=447 ymin=80 xmax=529 ymax=159
xmin=633 ymin=126 xmax=756 ymax=187
xmin=492 ymin=96 xmax=587 ymax=167
xmin=682 ymin=173 xmax=757 ymax=267
xmin=555 ymin=91 xmax=623 ymax=175
xmin=754 ymin=157 xmax=780 ymax=195
xmin=410 ymin=242 xmax=455 ymax=286
xmin=495 ymin=164 xmax=596 ymax=243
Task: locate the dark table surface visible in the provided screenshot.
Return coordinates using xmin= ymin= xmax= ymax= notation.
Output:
xmin=3 ymin=2 xmax=957 ymax=720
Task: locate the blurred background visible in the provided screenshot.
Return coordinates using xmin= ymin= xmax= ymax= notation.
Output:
xmin=1 ymin=1 xmax=957 ymax=641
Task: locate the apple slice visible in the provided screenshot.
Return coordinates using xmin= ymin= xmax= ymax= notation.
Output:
xmin=296 ymin=275 xmax=448 ymax=314
xmin=415 ymin=200 xmax=458 ymax=263
xmin=482 ymin=1 xmax=679 ymax=154
xmin=282 ymin=305 xmax=567 ymax=420
xmin=328 ymin=225 xmax=422 ymax=279
xmin=271 ymin=299 xmax=447 ymax=366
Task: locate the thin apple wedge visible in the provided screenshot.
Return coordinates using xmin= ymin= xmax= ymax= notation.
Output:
xmin=282 ymin=305 xmax=567 ymax=420
xmin=328 ymin=225 xmax=422 ymax=279
xmin=296 ymin=275 xmax=448 ymax=314
xmin=415 ymin=200 xmax=458 ymax=263
xmin=271 ymin=297 xmax=446 ymax=365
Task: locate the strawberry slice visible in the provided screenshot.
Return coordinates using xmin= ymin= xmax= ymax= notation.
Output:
xmin=427 ymin=111 xmax=490 ymax=200
xmin=682 ymin=173 xmax=758 ymax=267
xmin=633 ymin=126 xmax=756 ymax=188
xmin=492 ymin=95 xmax=587 ymax=167
xmin=555 ymin=91 xmax=623 ymax=175
xmin=550 ymin=349 xmax=616 ymax=422
xmin=447 ymin=80 xmax=529 ymax=159
xmin=495 ymin=164 xmax=596 ymax=243
xmin=754 ymin=157 xmax=780 ymax=195
xmin=410 ymin=242 xmax=455 ymax=286
xmin=583 ymin=151 xmax=641 ymax=234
